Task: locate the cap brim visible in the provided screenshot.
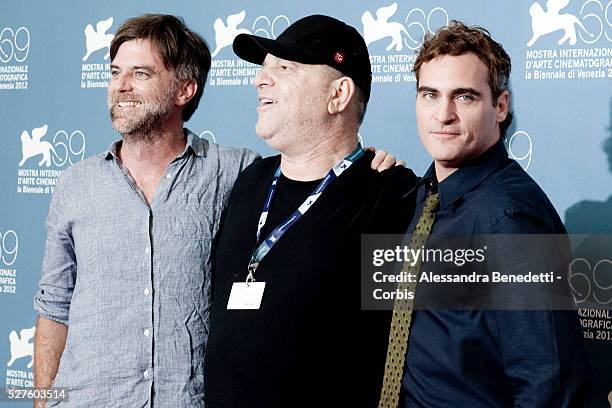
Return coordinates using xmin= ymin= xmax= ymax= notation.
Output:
xmin=233 ymin=33 xmax=321 ymax=65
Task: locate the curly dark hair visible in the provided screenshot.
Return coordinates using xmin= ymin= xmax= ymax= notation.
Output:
xmin=413 ymin=20 xmax=513 ymax=136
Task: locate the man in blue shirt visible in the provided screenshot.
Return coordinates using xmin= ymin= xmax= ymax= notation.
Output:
xmin=33 ymin=15 xmax=259 ymax=407
xmin=395 ymin=21 xmax=592 ymax=407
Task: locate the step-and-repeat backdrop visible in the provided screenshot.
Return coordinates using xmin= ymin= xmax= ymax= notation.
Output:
xmin=1 ymin=1 xmax=611 ymax=406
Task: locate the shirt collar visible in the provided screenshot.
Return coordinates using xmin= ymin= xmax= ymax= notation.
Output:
xmin=102 ymin=128 xmax=208 ymax=160
xmin=185 ymin=129 xmax=208 ymax=158
xmin=421 ymin=140 xmax=510 ymax=210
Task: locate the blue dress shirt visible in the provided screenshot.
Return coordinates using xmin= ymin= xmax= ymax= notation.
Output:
xmin=402 ymin=141 xmax=592 ymax=407
xmin=34 ymin=130 xmax=258 ymax=407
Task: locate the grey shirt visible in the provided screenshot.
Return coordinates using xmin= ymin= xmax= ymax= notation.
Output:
xmin=34 ymin=129 xmax=258 ymax=407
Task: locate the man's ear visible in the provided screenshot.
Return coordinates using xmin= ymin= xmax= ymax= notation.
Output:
xmin=176 ymin=79 xmax=198 ymax=107
xmin=328 ymin=77 xmax=355 ymax=116
xmin=496 ymin=90 xmax=509 ymax=123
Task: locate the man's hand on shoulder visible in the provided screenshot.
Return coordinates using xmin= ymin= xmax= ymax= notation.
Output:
xmin=365 ymin=146 xmax=406 ymax=171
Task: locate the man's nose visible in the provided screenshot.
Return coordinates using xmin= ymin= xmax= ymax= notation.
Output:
xmin=253 ymin=66 xmax=273 ymax=88
xmin=434 ymin=98 xmax=457 ymax=124
xmin=110 ymin=71 xmax=133 ymax=93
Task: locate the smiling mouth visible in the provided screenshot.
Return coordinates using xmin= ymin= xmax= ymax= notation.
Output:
xmin=258 ymin=98 xmax=276 ymax=107
xmin=116 ymin=101 xmax=142 ymax=108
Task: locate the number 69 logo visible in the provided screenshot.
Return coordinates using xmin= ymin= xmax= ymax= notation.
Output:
xmin=0 ymin=27 xmax=30 ymax=63
xmin=507 ymin=130 xmax=533 ymax=170
xmin=569 ymin=257 xmax=612 ymax=305
xmin=251 ymin=15 xmax=290 ymax=39
xmin=404 ymin=7 xmax=450 ymax=50
xmin=52 ymin=130 xmax=86 ymax=167
xmin=0 ymin=230 xmax=18 ymax=266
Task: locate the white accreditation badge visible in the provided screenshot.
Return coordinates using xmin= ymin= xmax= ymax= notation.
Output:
xmin=227 ymin=282 xmax=266 ymax=310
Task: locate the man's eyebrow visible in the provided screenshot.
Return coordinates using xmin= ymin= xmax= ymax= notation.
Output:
xmin=133 ymin=65 xmax=155 ymax=72
xmin=417 ymin=86 xmax=438 ymax=94
xmin=417 ymin=86 xmax=483 ymax=97
xmin=109 ymin=64 xmax=155 ymax=71
xmin=451 ymin=87 xmax=482 ymax=97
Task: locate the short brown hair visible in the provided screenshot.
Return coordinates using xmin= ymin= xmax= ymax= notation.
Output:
xmin=413 ymin=20 xmax=513 ymax=136
xmin=110 ymin=14 xmax=211 ymax=121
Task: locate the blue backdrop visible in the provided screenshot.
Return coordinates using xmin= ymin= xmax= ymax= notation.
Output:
xmin=1 ymin=1 xmax=611 ymax=406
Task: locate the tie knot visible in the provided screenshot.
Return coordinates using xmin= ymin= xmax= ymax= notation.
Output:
xmin=423 ymin=192 xmax=439 ymax=213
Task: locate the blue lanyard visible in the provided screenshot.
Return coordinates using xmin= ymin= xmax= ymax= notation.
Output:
xmin=246 ymin=144 xmax=365 ymax=283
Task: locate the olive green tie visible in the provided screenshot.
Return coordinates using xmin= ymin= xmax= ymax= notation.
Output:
xmin=378 ymin=190 xmax=440 ymax=408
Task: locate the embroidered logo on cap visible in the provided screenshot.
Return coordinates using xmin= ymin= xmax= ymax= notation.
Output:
xmin=333 ymin=51 xmax=344 ymax=64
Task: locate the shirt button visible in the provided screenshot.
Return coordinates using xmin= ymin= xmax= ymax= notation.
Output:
xmin=165 ymin=174 xmax=172 ymax=179
xmin=144 ymin=288 xmax=150 ymax=296
xmin=143 ymin=370 xmax=149 ymax=379
xmin=145 ymin=246 xmax=150 ymax=254
xmin=144 ymin=329 xmax=150 ymax=337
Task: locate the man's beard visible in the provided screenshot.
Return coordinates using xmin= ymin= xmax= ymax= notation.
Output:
xmin=108 ymin=84 xmax=178 ymax=142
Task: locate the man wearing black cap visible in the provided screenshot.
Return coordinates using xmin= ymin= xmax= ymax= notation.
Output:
xmin=204 ymin=15 xmax=417 ymax=407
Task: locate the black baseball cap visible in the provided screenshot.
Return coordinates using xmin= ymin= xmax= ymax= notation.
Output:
xmin=233 ymin=14 xmax=372 ymax=102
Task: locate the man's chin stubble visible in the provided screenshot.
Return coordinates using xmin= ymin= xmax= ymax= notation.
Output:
xmin=110 ymin=109 xmax=170 ymax=143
